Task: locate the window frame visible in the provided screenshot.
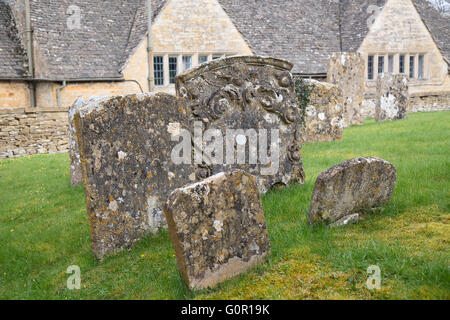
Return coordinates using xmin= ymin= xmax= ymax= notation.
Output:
xmin=153 ymin=56 xmax=164 ymax=86
xmin=418 ymin=54 xmax=425 ymax=79
xmin=399 ymin=54 xmax=405 ymax=74
xmin=368 ymin=55 xmax=374 ymax=80
xmin=409 ymin=55 xmax=415 ymax=79
xmin=168 ymin=56 xmax=178 ymax=84
xmin=182 ymin=55 xmax=192 ymax=72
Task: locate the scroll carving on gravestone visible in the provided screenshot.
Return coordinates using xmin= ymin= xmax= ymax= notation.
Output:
xmin=176 ymin=56 xmax=305 ymax=193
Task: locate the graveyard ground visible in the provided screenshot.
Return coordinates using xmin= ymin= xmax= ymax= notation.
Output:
xmin=0 ymin=111 xmax=449 ymax=300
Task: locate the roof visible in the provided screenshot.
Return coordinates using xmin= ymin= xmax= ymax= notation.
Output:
xmin=218 ymin=0 xmax=341 ymax=75
xmin=412 ymin=0 xmax=450 ymax=66
xmin=28 ymin=0 xmax=167 ymax=80
xmin=0 ymin=0 xmax=26 ymax=78
xmin=0 ymin=0 xmax=448 ymax=79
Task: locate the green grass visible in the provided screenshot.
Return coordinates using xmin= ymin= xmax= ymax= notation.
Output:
xmin=0 ymin=112 xmax=449 ymax=300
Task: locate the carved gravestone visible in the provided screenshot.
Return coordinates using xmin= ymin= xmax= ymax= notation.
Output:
xmin=327 ymin=52 xmax=365 ymax=127
xmin=176 ymin=56 xmax=305 ymax=193
xmin=69 ymin=98 xmax=84 ymax=186
xmin=165 ymin=170 xmax=270 ymax=290
xmin=73 ymin=93 xmax=196 ymax=259
xmin=376 ymin=74 xmax=409 ymax=122
xmin=308 ymin=157 xmax=397 ymax=225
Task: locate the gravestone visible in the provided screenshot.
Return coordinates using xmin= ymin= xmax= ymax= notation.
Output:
xmin=176 ymin=55 xmax=305 ymax=193
xmin=308 ymin=157 xmax=397 ymax=225
xmin=69 ymin=98 xmax=85 ymax=186
xmin=327 ymin=52 xmax=365 ymax=127
xmin=73 ymin=93 xmax=196 ymax=259
xmin=376 ymin=74 xmax=409 ymax=122
xmin=302 ymin=79 xmax=344 ymax=143
xmin=164 ymin=170 xmax=270 ymax=290
xmin=74 ymin=56 xmax=305 ymax=259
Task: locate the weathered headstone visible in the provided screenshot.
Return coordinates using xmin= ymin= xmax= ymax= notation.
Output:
xmin=164 ymin=170 xmax=270 ymax=290
xmin=176 ymin=55 xmax=305 ymax=193
xmin=308 ymin=157 xmax=397 ymax=225
xmin=303 ymin=79 xmax=344 ymax=143
xmin=376 ymin=74 xmax=409 ymax=122
xmin=73 ymin=93 xmax=196 ymax=259
xmin=327 ymin=52 xmax=365 ymax=127
xmin=69 ymin=98 xmax=84 ymax=186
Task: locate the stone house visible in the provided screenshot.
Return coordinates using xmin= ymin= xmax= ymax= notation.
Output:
xmin=0 ymin=0 xmax=449 ymax=158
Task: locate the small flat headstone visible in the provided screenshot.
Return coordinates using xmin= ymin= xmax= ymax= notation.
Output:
xmin=308 ymin=157 xmax=397 ymax=225
xmin=164 ymin=170 xmax=271 ymax=290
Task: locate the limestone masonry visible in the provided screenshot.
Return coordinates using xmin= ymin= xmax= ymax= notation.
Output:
xmin=308 ymin=157 xmax=397 ymax=225
xmin=164 ymin=170 xmax=270 ymax=290
xmin=0 ymin=109 xmax=69 ymax=159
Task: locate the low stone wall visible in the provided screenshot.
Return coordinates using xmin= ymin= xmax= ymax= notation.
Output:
xmin=362 ymin=92 xmax=449 ymax=119
xmin=409 ymin=93 xmax=450 ymax=113
xmin=0 ymin=108 xmax=69 ymax=160
xmin=303 ymin=79 xmax=344 ymax=143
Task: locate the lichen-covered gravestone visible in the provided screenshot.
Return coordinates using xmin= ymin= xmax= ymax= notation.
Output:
xmin=68 ymin=98 xmax=84 ymax=186
xmin=165 ymin=170 xmax=270 ymax=290
xmin=73 ymin=93 xmax=196 ymax=259
xmin=302 ymin=79 xmax=344 ymax=143
xmin=327 ymin=52 xmax=365 ymax=127
xmin=176 ymin=55 xmax=305 ymax=193
xmin=308 ymin=157 xmax=397 ymax=225
xmin=376 ymin=74 xmax=409 ymax=122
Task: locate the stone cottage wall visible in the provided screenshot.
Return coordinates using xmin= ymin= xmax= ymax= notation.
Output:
xmin=0 ymin=108 xmax=69 ymax=159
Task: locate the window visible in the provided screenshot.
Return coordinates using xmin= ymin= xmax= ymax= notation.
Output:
xmin=378 ymin=55 xmax=384 ymax=75
xmin=212 ymin=55 xmax=221 ymax=60
xmin=409 ymin=55 xmax=415 ymax=78
xmin=388 ymin=55 xmax=394 ymax=73
xmin=418 ymin=55 xmax=424 ymax=79
xmin=169 ymin=56 xmax=177 ymax=84
xmin=368 ymin=55 xmax=374 ymax=80
xmin=153 ymin=56 xmax=164 ymax=86
xmin=399 ymin=55 xmax=405 ymax=74
xmin=198 ymin=55 xmax=208 ymax=64
xmin=182 ymin=56 xmax=192 ymax=72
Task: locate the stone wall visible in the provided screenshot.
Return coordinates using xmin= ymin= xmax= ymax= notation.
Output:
xmin=0 ymin=81 xmax=30 ymax=109
xmin=362 ymin=91 xmax=449 ymax=119
xmin=409 ymin=92 xmax=450 ymax=113
xmin=303 ymin=79 xmax=344 ymax=143
xmin=327 ymin=52 xmax=365 ymax=127
xmin=0 ymin=109 xmax=69 ymax=159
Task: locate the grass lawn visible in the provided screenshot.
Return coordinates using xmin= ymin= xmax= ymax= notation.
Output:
xmin=0 ymin=111 xmax=449 ymax=300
